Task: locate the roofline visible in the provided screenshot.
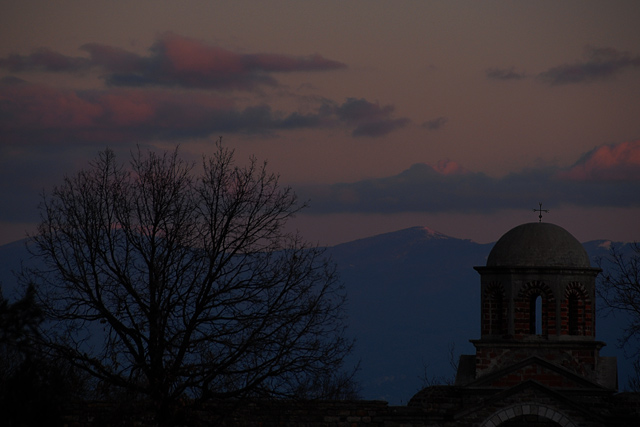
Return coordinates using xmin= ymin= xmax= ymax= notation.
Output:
xmin=465 ymin=355 xmax=609 ymax=390
xmin=474 ymin=265 xmax=602 ymax=275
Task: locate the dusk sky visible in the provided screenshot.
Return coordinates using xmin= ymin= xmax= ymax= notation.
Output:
xmin=1 ymin=1 xmax=640 ymax=247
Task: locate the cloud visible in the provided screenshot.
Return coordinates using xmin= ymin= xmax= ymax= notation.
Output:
xmin=0 ymin=33 xmax=347 ymax=91
xmin=299 ymin=141 xmax=640 ymax=214
xmin=0 ymin=79 xmax=321 ymax=144
xmin=538 ymin=46 xmax=640 ymax=85
xmin=80 ymin=43 xmax=147 ymax=74
xmin=0 ymin=48 xmax=91 ymax=73
xmin=326 ymin=98 xmax=410 ymax=137
xmin=433 ymin=159 xmax=467 ymax=175
xmin=0 ymin=79 xmax=409 ymax=144
xmin=486 ymin=67 xmax=527 ymax=81
xmin=422 ymin=116 xmax=448 ymax=131
xmin=486 ymin=47 xmax=640 ymax=85
xmin=0 ymin=36 xmax=413 ymax=141
xmin=557 ymin=140 xmax=640 ymax=181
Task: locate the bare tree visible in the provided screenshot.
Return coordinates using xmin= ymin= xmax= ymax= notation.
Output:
xmin=597 ymin=242 xmax=640 ymax=390
xmin=27 ymin=141 xmax=353 ymax=421
xmin=418 ymin=342 xmax=458 ymax=387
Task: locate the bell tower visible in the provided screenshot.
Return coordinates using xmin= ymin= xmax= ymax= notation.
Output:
xmin=409 ymin=222 xmax=631 ymax=426
xmin=460 ymin=222 xmax=615 ymax=388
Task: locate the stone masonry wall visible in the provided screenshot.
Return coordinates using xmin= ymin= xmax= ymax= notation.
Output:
xmin=58 ymin=394 xmax=640 ymax=427
xmin=60 ymin=400 xmax=431 ymax=427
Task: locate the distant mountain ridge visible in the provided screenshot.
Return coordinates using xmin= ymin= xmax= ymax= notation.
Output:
xmin=0 ymin=226 xmax=634 ymax=404
xmin=326 ymin=226 xmax=634 ymax=403
xmin=335 ymin=225 xmax=453 ymax=247
xmin=325 ymin=227 xmax=491 ymax=403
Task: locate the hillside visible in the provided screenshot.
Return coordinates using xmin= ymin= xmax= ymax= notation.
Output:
xmin=328 ymin=227 xmax=634 ymax=403
xmin=0 ymin=227 xmax=634 ymax=404
xmin=326 ymin=226 xmax=492 ymax=402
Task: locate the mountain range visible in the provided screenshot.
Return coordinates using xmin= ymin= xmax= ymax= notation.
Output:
xmin=325 ymin=226 xmax=635 ymax=403
xmin=0 ymin=225 xmax=634 ymax=404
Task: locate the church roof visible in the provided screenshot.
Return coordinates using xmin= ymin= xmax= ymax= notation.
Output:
xmin=486 ymin=222 xmax=591 ymax=268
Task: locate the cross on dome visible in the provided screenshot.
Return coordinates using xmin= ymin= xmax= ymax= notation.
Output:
xmin=533 ymin=202 xmax=549 ymax=223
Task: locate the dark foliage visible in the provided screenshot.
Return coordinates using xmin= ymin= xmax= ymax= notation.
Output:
xmin=0 ymin=285 xmax=86 ymax=426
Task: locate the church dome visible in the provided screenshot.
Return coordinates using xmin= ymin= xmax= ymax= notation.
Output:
xmin=486 ymin=222 xmax=590 ymax=268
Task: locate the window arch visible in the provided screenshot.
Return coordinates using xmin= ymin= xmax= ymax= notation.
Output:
xmin=480 ymin=403 xmax=576 ymax=427
xmin=564 ymin=282 xmax=590 ymax=336
xmin=517 ymin=281 xmax=554 ymax=336
xmin=483 ymin=282 xmax=506 ymax=336
xmin=568 ymin=294 xmax=579 ymax=334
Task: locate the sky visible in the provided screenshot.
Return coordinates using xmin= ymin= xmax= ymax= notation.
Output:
xmin=1 ymin=0 xmax=640 ymax=247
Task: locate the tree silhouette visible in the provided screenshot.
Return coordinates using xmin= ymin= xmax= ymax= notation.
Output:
xmin=1 ymin=285 xmax=86 ymax=426
xmin=27 ymin=141 xmax=353 ymax=422
xmin=598 ymin=242 xmax=640 ymax=390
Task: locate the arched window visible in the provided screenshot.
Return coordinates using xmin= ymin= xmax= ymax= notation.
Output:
xmin=491 ymin=293 xmax=504 ymax=335
xmin=568 ymin=294 xmax=579 ymax=335
xmin=565 ymin=282 xmax=589 ymax=336
xmin=484 ymin=282 xmax=505 ymax=336
xmin=518 ymin=281 xmax=554 ymax=336
xmin=530 ymin=294 xmax=542 ymax=335
xmin=489 ymin=287 xmax=504 ymax=335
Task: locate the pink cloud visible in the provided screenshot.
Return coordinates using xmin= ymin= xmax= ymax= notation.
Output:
xmin=0 ymin=79 xmax=238 ymax=143
xmin=433 ymin=159 xmax=468 ymax=176
xmin=0 ymin=79 xmax=102 ymax=129
xmin=557 ymin=140 xmax=640 ymax=181
xmin=0 ymin=35 xmax=411 ymax=142
xmin=157 ymin=33 xmax=346 ymax=76
xmin=147 ymin=33 xmax=346 ymax=90
xmin=100 ymin=92 xmax=157 ymax=126
xmin=2 ymin=80 xmax=410 ymax=144
xmin=158 ymin=34 xmax=246 ymax=75
xmin=0 ymin=33 xmax=347 ymax=91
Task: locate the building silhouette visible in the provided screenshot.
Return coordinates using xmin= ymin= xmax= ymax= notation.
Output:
xmin=410 ymin=222 xmax=639 ymax=426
